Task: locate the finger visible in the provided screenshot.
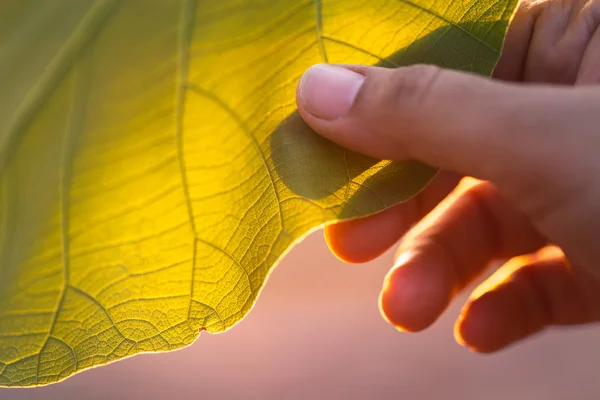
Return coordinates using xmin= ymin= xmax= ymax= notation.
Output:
xmin=456 ymin=247 xmax=600 ymax=353
xmin=493 ymin=0 xmax=537 ymax=81
xmin=296 ymin=63 xmax=597 ymax=187
xmin=576 ymin=24 xmax=600 ymax=83
xmin=576 ymin=0 xmax=600 ymax=84
xmin=325 ymin=171 xmax=461 ymax=263
xmin=524 ymin=0 xmax=577 ymax=83
xmin=379 ymin=180 xmax=546 ymax=332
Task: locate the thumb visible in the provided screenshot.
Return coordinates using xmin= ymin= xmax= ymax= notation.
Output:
xmin=295 ymin=64 xmax=594 ymax=187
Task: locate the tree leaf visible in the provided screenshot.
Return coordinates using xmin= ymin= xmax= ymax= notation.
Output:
xmin=0 ymin=0 xmax=517 ymax=387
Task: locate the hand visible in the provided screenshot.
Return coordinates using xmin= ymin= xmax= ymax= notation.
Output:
xmin=296 ymin=0 xmax=600 ymax=352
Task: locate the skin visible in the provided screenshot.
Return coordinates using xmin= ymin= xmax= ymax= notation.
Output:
xmin=295 ymin=0 xmax=600 ymax=352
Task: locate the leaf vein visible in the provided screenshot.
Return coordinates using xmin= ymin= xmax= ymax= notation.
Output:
xmin=175 ymin=0 xmax=198 ymax=238
xmin=0 ymin=0 xmax=120 ymax=171
xmin=36 ymin=52 xmax=92 ymax=383
xmin=175 ymin=0 xmax=200 ymax=325
xmin=395 ymin=0 xmax=497 ymax=52
xmin=312 ymin=0 xmax=328 ymax=63
xmin=186 ymin=84 xmax=284 ymax=230
xmin=322 ymin=35 xmax=399 ymax=66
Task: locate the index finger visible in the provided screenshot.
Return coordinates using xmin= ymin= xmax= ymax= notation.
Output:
xmin=325 ymin=171 xmax=461 ymax=263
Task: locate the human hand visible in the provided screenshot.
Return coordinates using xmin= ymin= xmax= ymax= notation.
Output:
xmin=296 ymin=0 xmax=600 ymax=352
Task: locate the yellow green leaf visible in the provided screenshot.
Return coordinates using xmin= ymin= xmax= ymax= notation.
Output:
xmin=0 ymin=0 xmax=517 ymax=387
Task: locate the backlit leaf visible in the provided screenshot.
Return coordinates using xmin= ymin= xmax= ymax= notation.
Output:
xmin=0 ymin=0 xmax=517 ymax=387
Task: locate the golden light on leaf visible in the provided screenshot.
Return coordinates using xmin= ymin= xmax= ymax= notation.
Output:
xmin=0 ymin=0 xmax=517 ymax=387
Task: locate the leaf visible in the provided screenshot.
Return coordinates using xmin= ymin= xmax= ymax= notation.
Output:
xmin=0 ymin=0 xmax=517 ymax=387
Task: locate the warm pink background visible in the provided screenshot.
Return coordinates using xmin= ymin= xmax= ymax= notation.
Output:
xmin=4 ymin=231 xmax=600 ymax=399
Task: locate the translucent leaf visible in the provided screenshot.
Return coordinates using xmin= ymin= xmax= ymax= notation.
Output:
xmin=0 ymin=0 xmax=517 ymax=387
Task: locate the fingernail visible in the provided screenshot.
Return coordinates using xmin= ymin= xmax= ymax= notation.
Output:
xmin=298 ymin=64 xmax=365 ymax=120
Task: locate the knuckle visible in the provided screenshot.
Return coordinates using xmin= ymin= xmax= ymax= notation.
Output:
xmin=536 ymin=47 xmax=576 ymax=83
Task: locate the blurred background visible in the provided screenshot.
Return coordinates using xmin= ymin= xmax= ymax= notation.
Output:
xmin=4 ymin=231 xmax=600 ymax=400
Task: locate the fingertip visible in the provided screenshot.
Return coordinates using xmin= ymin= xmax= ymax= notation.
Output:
xmin=379 ymin=251 xmax=453 ymax=332
xmin=324 ymin=222 xmax=374 ymax=264
xmin=324 ymin=205 xmax=410 ymax=264
xmin=454 ymin=296 xmax=502 ymax=353
xmin=454 ymin=289 xmax=529 ymax=353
